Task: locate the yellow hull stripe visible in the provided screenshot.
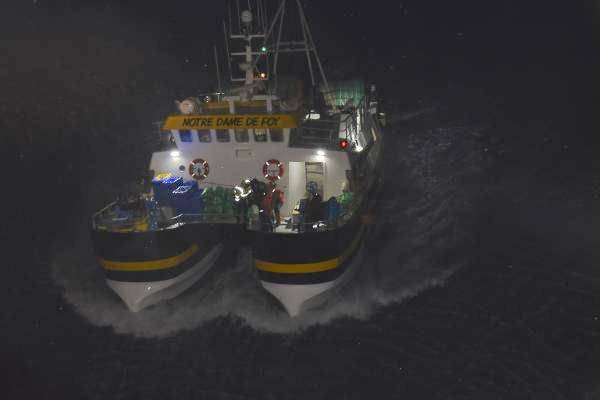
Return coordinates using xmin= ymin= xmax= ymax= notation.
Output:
xmin=100 ymin=244 xmax=199 ymax=271
xmin=255 ymin=228 xmax=365 ymax=274
xmin=255 ymin=258 xmax=339 ymax=274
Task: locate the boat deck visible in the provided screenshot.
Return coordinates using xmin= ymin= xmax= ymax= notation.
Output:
xmin=273 ymin=219 xmax=298 ymax=234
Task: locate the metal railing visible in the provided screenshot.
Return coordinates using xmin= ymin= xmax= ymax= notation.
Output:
xmin=167 ymin=212 xmax=239 ymax=226
xmin=92 ymin=202 xmax=360 ymax=233
xmin=290 ymin=116 xmax=341 ymax=149
xmin=92 ymin=208 xmax=240 ymax=233
xmin=289 ymin=88 xmax=378 ymax=151
xmin=244 ymin=209 xmax=355 ymax=233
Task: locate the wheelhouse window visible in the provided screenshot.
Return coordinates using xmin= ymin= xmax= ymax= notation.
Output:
xmin=234 ymin=129 xmax=249 ymax=142
xmin=179 ymin=130 xmax=192 ymax=142
xmin=159 ymin=131 xmax=178 ymax=151
xmin=253 ymin=128 xmax=268 ymax=142
xmin=269 ymin=128 xmax=283 ymax=142
xmin=216 ymin=130 xmax=230 ymax=142
xmin=197 ymin=130 xmax=211 ymax=142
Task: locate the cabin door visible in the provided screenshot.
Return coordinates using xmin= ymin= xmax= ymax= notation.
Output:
xmin=284 ymin=161 xmax=326 ymax=217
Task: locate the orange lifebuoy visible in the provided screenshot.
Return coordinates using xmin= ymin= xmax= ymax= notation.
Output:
xmin=189 ymin=158 xmax=209 ymax=180
xmin=263 ymin=159 xmax=284 ymax=181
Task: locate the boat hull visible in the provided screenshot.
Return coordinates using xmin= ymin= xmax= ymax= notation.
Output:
xmin=105 ymin=244 xmax=223 ymax=312
xmin=92 ymin=223 xmax=236 ymax=311
xmin=253 ymin=217 xmax=365 ymax=316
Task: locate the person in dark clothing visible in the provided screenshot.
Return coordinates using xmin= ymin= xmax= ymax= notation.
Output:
xmin=249 ymin=178 xmax=266 ymax=198
xmin=297 ymin=196 xmax=308 ymax=232
xmin=326 ymin=196 xmax=340 ymax=227
xmin=259 ymin=208 xmax=273 ymax=231
xmin=234 ymin=178 xmax=252 ymax=226
xmin=234 ymin=196 xmax=248 ymax=225
xmin=304 ymin=192 xmax=325 ymax=230
xmin=246 ymin=179 xmax=264 ymax=210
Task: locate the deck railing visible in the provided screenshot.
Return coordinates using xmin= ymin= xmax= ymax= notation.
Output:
xmin=92 ymin=207 xmax=240 ymax=233
xmin=244 ymin=209 xmax=355 ymax=233
xmin=289 ymin=87 xmax=379 ymax=152
xmin=92 ymin=200 xmax=359 ymax=234
xmin=168 ymin=212 xmax=239 ymax=226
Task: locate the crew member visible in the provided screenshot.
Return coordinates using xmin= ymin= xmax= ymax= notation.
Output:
xmin=234 ymin=179 xmax=252 ymax=225
xmin=249 ymin=179 xmax=272 ymax=231
xmin=270 ymin=182 xmax=284 ymax=226
xmin=297 ymin=194 xmax=309 ymax=233
xmin=326 ymin=196 xmax=340 ymax=227
xmin=262 ymin=187 xmax=274 ymax=230
xmin=305 ymin=192 xmax=325 ymax=230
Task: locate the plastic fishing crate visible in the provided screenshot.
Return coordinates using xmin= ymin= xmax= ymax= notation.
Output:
xmin=172 ymin=181 xmax=199 ymax=199
xmin=173 ymin=189 xmax=204 ymax=216
xmin=151 ymin=173 xmax=172 ymax=195
xmin=153 ymin=176 xmax=183 ymax=205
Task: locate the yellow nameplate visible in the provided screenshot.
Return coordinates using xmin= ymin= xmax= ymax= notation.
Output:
xmin=162 ymin=114 xmax=297 ymax=130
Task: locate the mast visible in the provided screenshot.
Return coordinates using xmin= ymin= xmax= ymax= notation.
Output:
xmin=213 ymin=45 xmax=222 ymax=100
xmin=223 ymin=0 xmax=332 ymax=104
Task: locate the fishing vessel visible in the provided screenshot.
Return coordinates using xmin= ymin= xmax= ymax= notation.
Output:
xmin=90 ymin=0 xmax=385 ymax=315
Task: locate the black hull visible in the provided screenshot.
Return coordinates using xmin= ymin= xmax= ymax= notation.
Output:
xmin=252 ymin=216 xmax=365 ymax=284
xmin=92 ymin=223 xmax=242 ymax=282
xmin=251 ymin=163 xmax=380 ymax=286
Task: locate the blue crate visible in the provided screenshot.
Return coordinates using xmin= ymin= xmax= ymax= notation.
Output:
xmin=152 ymin=176 xmax=183 ymax=205
xmin=172 ymin=182 xmax=199 ymax=199
xmin=182 ymin=180 xmax=198 ymax=189
xmin=161 ymin=176 xmax=183 ymax=191
xmin=152 ymin=174 xmax=173 ymax=195
xmin=173 ymin=191 xmax=204 ymax=216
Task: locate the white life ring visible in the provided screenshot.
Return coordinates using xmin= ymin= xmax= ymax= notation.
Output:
xmin=263 ymin=159 xmax=284 ymax=181
xmin=189 ymin=158 xmax=209 ymax=180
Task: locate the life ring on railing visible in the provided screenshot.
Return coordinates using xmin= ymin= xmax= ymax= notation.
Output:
xmin=189 ymin=158 xmax=209 ymax=180
xmin=263 ymin=159 xmax=284 ymax=181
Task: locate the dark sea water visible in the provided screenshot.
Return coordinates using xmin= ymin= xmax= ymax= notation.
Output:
xmin=4 ymin=2 xmax=600 ymax=399
xmin=5 ymin=93 xmax=600 ymax=399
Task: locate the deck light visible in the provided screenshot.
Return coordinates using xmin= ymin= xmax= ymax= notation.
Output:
xmin=315 ymin=149 xmax=326 ymax=161
xmin=259 ymin=72 xmax=267 ymax=79
xmin=304 ymin=110 xmax=321 ymax=120
xmin=261 ymin=46 xmax=267 ymax=52
xmin=170 ymin=150 xmax=180 ymax=157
